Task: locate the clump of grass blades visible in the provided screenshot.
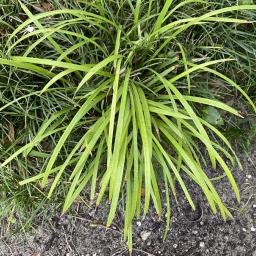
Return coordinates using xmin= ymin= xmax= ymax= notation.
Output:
xmin=1 ymin=1 xmax=256 ymax=250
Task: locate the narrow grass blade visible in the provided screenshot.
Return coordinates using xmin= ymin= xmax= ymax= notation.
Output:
xmin=134 ymin=0 xmax=142 ymax=25
xmin=109 ymin=68 xmax=131 ymax=198
xmin=132 ymin=85 xmax=152 ymax=214
xmin=153 ymin=0 xmax=173 ymax=32
xmin=76 ymin=55 xmax=121 ymax=92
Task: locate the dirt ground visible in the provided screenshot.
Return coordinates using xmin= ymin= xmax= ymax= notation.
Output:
xmin=0 ymin=142 xmax=255 ymax=256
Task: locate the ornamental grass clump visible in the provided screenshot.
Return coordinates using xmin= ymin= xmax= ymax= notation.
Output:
xmin=1 ymin=1 xmax=256 ymax=250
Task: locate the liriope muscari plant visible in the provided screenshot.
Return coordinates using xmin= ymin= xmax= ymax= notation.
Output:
xmin=1 ymin=1 xmax=256 ymax=250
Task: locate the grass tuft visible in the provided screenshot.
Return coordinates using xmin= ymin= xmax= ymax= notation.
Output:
xmin=1 ymin=0 xmax=256 ymax=251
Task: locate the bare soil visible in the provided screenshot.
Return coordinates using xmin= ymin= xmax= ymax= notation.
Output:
xmin=0 ymin=142 xmax=255 ymax=256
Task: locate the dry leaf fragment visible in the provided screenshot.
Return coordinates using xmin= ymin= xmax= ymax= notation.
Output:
xmin=8 ymin=122 xmax=15 ymax=142
xmin=31 ymin=253 xmax=41 ymax=256
xmin=32 ymin=2 xmax=54 ymax=13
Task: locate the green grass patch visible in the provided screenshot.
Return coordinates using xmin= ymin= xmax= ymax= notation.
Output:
xmin=0 ymin=0 xmax=256 ymax=251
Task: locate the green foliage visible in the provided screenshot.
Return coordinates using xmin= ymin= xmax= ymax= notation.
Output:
xmin=1 ymin=0 xmax=256 ymax=250
xmin=239 ymin=0 xmax=254 ymax=5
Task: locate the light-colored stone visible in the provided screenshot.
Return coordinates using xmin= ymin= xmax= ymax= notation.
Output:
xmin=199 ymin=242 xmax=205 ymax=248
xmin=136 ymin=221 xmax=142 ymax=227
xmin=140 ymin=231 xmax=151 ymax=241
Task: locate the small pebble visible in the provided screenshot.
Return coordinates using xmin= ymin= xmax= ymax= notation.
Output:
xmin=253 ymin=204 xmax=256 ymax=208
xmin=200 ymin=221 xmax=204 ymax=225
xmin=136 ymin=221 xmax=142 ymax=227
xmin=192 ymin=230 xmax=198 ymax=235
xmin=140 ymin=231 xmax=151 ymax=241
xmin=246 ymin=174 xmax=252 ymax=179
xmin=199 ymin=242 xmax=205 ymax=248
xmin=173 ymin=244 xmax=178 ymax=249
xmin=251 ymin=227 xmax=256 ymax=232
xmin=242 ymin=228 xmax=247 ymax=232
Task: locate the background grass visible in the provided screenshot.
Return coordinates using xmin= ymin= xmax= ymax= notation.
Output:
xmin=0 ymin=0 xmax=256 ymax=249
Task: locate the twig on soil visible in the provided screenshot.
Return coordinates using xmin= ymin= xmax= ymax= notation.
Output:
xmin=64 ymin=233 xmax=73 ymax=252
xmin=69 ymin=215 xmax=123 ymax=235
xmin=132 ymin=248 xmax=156 ymax=256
